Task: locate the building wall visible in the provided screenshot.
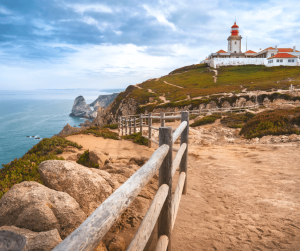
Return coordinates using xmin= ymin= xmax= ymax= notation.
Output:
xmin=266 ymin=58 xmax=300 ymax=67
xmin=208 ymin=58 xmax=266 ymax=68
xmin=229 ymin=40 xmax=241 ymax=53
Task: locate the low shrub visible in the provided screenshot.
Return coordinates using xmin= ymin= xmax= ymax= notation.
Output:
xmin=77 ymin=150 xmax=99 ymax=168
xmin=0 ymin=136 xmax=81 ymax=199
xmin=190 ymin=114 xmax=221 ymax=127
xmin=122 ymin=132 xmax=148 ymax=146
xmin=221 ymin=112 xmax=256 ymax=128
xmin=103 ymin=123 xmax=118 ymax=129
xmin=240 ymin=109 xmax=300 ymax=139
xmin=78 ymin=126 xmax=119 ymax=140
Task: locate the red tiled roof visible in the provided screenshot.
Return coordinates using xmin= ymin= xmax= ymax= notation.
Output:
xmin=268 ymin=53 xmax=298 ymax=59
xmin=231 ymin=22 xmax=239 ymax=28
xmin=262 ymin=47 xmax=276 ymax=51
xmin=216 ymin=49 xmax=227 ymax=53
xmin=245 ymin=50 xmax=256 ymax=54
xmin=278 ymin=48 xmax=300 ymax=52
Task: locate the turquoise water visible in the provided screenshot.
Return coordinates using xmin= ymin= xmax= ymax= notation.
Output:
xmin=0 ymin=89 xmax=123 ymax=167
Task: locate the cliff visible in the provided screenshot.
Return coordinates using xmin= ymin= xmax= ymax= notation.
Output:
xmin=70 ymin=96 xmax=96 ymax=119
xmin=92 ymin=64 xmax=300 ymax=125
xmin=90 ymin=93 xmax=119 ymax=108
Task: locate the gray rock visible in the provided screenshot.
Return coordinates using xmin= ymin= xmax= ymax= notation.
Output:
xmin=39 ymin=160 xmax=119 ymax=215
xmin=70 ymin=96 xmax=95 ymax=119
xmin=0 ymin=226 xmax=62 ymax=251
xmin=90 ymin=93 xmax=119 ymax=108
xmin=0 ymin=181 xmax=86 ymax=239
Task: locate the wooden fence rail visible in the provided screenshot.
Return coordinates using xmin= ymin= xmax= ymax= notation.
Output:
xmin=53 ymin=111 xmax=190 ymax=251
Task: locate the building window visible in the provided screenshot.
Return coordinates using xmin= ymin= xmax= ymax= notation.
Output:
xmin=234 ymin=51 xmax=236 ymax=53
xmin=280 ymin=59 xmax=283 ymax=63
xmin=235 ymin=41 xmax=237 ymax=45
xmin=271 ymin=53 xmax=274 ymax=56
xmin=277 ymin=59 xmax=280 ymax=63
xmin=289 ymin=59 xmax=295 ymax=63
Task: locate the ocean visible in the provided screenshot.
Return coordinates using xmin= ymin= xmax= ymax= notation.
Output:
xmin=0 ymin=89 xmax=123 ymax=167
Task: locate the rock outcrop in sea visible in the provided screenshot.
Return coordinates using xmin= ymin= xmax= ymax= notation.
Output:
xmin=69 ymin=96 xmax=96 ymax=119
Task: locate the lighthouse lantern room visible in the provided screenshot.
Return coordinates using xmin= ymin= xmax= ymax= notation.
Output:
xmin=227 ymin=22 xmax=242 ymax=55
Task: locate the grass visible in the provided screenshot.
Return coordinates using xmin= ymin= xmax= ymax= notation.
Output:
xmin=77 ymin=150 xmax=99 ymax=168
xmin=103 ymin=123 xmax=118 ymax=129
xmin=119 ymin=64 xmax=300 ymax=114
xmin=122 ymin=132 xmax=148 ymax=146
xmin=190 ymin=114 xmax=221 ymax=127
xmin=0 ymin=137 xmax=82 ymax=199
xmin=240 ymin=108 xmax=300 ymax=139
xmin=75 ymin=126 xmax=119 ymax=140
xmin=221 ymin=112 xmax=256 ymax=128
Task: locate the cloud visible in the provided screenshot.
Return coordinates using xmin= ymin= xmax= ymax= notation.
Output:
xmin=0 ymin=0 xmax=300 ymax=89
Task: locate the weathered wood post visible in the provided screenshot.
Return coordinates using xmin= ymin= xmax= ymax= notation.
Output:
xmin=139 ymin=114 xmax=142 ymax=134
xmin=161 ymin=112 xmax=165 ymax=127
xmin=121 ymin=117 xmax=124 ymax=136
xmin=158 ymin=127 xmax=173 ymax=251
xmin=180 ymin=111 xmax=189 ymax=195
xmin=125 ymin=117 xmax=128 ymax=135
xmin=148 ymin=113 xmax=152 ymax=148
xmin=134 ymin=117 xmax=137 ymax=133
xmin=0 ymin=230 xmax=27 ymax=251
xmin=129 ymin=117 xmax=132 ymax=135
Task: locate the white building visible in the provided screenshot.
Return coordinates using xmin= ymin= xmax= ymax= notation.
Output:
xmin=204 ymin=22 xmax=300 ymax=67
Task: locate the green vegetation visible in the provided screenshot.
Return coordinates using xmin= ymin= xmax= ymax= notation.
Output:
xmin=122 ymin=132 xmax=148 ymax=146
xmin=240 ymin=108 xmax=300 ymax=139
xmin=0 ymin=137 xmax=82 ymax=199
xmin=169 ymin=63 xmax=208 ymax=74
xmin=221 ymin=112 xmax=256 ymax=128
xmin=76 ymin=126 xmax=119 ymax=140
xmin=190 ymin=114 xmax=221 ymax=127
xmin=103 ymin=123 xmax=118 ymax=129
xmin=77 ymin=150 xmax=99 ymax=168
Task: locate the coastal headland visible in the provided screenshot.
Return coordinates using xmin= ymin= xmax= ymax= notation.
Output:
xmin=1 ymin=64 xmax=300 ymax=250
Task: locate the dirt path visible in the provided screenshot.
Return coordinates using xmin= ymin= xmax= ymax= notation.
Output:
xmin=134 ymin=84 xmax=142 ymax=89
xmin=171 ymin=143 xmax=300 ymax=250
xmin=163 ymin=80 xmax=184 ymax=89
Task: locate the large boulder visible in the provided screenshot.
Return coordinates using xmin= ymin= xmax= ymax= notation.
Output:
xmin=0 ymin=226 xmax=62 ymax=251
xmin=39 ymin=160 xmax=119 ymax=215
xmin=0 ymin=181 xmax=86 ymax=239
xmin=70 ymin=96 xmax=95 ymax=119
xmin=89 ymin=149 xmax=109 ymax=168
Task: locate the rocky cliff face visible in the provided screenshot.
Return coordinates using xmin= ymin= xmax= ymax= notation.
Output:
xmin=90 ymin=93 xmax=119 ymax=108
xmin=70 ymin=96 xmax=96 ymax=119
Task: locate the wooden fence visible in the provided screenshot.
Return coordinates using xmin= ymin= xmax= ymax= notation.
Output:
xmin=53 ymin=111 xmax=189 ymax=251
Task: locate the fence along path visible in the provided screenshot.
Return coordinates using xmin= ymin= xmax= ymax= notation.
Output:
xmin=53 ymin=111 xmax=189 ymax=251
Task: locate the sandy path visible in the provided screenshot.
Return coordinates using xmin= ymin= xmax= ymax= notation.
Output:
xmin=171 ymin=144 xmax=300 ymax=250
xmin=63 ymin=134 xmax=155 ymax=159
xmin=163 ymin=81 xmax=184 ymax=89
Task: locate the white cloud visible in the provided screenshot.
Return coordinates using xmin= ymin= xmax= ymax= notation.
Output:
xmin=143 ymin=5 xmax=177 ymax=31
xmin=0 ymin=6 xmax=11 ymax=15
xmin=67 ymin=4 xmax=113 ymax=14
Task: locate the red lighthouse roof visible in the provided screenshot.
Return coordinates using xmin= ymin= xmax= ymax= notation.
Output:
xmin=231 ymin=22 xmax=239 ymax=28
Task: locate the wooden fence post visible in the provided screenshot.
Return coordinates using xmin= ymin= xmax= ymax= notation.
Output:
xmin=161 ymin=112 xmax=165 ymax=127
xmin=158 ymin=127 xmax=173 ymax=251
xmin=134 ymin=117 xmax=136 ymax=133
xmin=121 ymin=117 xmax=124 ymax=136
xmin=125 ymin=117 xmax=128 ymax=135
xmin=148 ymin=113 xmax=152 ymax=148
xmin=139 ymin=114 xmax=142 ymax=134
xmin=129 ymin=117 xmax=132 ymax=135
xmin=180 ymin=111 xmax=189 ymax=195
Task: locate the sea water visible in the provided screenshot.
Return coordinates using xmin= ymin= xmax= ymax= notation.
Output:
xmin=0 ymin=89 xmax=123 ymax=167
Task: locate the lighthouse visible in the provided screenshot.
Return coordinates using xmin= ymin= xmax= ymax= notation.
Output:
xmin=227 ymin=22 xmax=242 ymax=55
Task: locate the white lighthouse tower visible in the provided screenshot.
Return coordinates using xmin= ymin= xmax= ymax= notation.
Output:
xmin=227 ymin=22 xmax=242 ymax=55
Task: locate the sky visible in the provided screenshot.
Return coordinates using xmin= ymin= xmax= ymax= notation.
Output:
xmin=0 ymin=0 xmax=300 ymax=90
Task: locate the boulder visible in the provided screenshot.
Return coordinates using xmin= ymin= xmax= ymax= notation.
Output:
xmin=260 ymin=135 xmax=274 ymax=144
xmin=57 ymin=123 xmax=82 ymax=136
xmin=39 ymin=160 xmax=118 ymax=215
xmin=221 ymin=101 xmax=231 ymax=108
xmin=0 ymin=226 xmax=62 ymax=251
xmin=276 ymin=104 xmax=296 ymax=110
xmin=94 ymin=241 xmax=109 ymax=251
xmin=70 ymin=96 xmax=94 ymax=119
xmin=0 ymin=181 xmax=86 ymax=239
xmin=108 ymin=236 xmax=126 ymax=251
xmin=193 ymin=115 xmax=204 ymax=123
xmin=83 ymin=120 xmax=92 ymax=127
xmin=89 ymin=149 xmax=109 ymax=168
